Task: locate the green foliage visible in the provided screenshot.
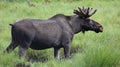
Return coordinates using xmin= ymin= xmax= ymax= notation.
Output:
xmin=83 ymin=45 xmax=120 ymax=67
xmin=0 ymin=0 xmax=120 ymax=67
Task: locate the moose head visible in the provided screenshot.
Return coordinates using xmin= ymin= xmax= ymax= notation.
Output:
xmin=71 ymin=7 xmax=103 ymax=34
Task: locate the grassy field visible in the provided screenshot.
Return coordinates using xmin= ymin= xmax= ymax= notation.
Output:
xmin=0 ymin=0 xmax=120 ymax=67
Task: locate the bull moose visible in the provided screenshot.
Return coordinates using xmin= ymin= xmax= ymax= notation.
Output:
xmin=4 ymin=7 xmax=103 ymax=59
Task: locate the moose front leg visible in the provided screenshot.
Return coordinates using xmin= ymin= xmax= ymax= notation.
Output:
xmin=63 ymin=45 xmax=70 ymax=59
xmin=54 ymin=47 xmax=60 ymax=59
xmin=62 ymin=33 xmax=73 ymax=59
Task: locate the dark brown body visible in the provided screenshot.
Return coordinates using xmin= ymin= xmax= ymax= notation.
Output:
xmin=5 ymin=7 xmax=103 ymax=59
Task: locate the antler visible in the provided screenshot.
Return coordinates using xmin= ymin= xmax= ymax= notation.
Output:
xmin=74 ymin=7 xmax=97 ymax=18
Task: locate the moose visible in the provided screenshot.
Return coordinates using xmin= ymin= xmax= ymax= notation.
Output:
xmin=4 ymin=7 xmax=103 ymax=59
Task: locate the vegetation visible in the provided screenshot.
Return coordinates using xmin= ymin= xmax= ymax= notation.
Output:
xmin=0 ymin=0 xmax=120 ymax=67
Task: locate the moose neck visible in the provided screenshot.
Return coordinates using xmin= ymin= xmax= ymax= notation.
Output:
xmin=69 ymin=15 xmax=83 ymax=34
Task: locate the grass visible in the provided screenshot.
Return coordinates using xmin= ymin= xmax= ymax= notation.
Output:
xmin=0 ymin=0 xmax=120 ymax=67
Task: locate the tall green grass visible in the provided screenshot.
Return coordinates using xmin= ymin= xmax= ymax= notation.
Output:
xmin=0 ymin=0 xmax=120 ymax=67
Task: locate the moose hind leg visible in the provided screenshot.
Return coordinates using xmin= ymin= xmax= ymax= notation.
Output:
xmin=18 ymin=41 xmax=32 ymax=58
xmin=4 ymin=41 xmax=18 ymax=53
xmin=18 ymin=46 xmax=28 ymax=58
